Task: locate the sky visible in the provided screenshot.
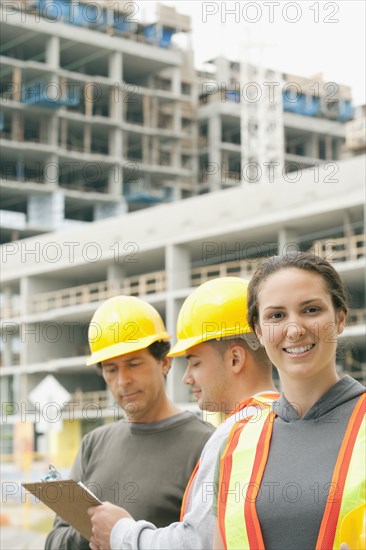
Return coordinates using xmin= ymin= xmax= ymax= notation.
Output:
xmin=141 ymin=1 xmax=365 ymax=106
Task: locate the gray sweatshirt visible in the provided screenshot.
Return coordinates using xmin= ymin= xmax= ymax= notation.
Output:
xmin=257 ymin=376 xmax=365 ymax=550
xmin=45 ymin=411 xmax=214 ymax=550
xmin=211 ymin=375 xmax=365 ymax=550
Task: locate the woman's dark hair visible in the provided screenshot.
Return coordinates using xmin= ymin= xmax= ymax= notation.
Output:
xmin=247 ymin=252 xmax=350 ymax=331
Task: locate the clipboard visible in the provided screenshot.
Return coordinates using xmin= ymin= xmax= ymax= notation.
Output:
xmin=22 ymin=480 xmax=102 ymax=541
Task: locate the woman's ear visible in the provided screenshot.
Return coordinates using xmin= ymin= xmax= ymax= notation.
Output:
xmin=336 ymin=311 xmax=346 ymax=336
xmin=255 ymin=324 xmax=264 ymax=346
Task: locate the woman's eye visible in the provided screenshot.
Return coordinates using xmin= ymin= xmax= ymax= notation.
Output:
xmin=269 ymin=312 xmax=284 ymax=319
xmin=305 ymin=307 xmax=319 ymax=313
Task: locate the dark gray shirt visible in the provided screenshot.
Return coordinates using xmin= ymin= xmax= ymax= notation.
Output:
xmin=45 ymin=411 xmax=214 ymax=550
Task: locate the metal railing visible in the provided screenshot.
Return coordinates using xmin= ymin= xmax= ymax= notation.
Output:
xmin=2 ymin=235 xmax=365 ymax=318
xmin=310 ymin=234 xmax=365 ymax=262
xmin=29 ymin=271 xmax=166 ymax=314
xmin=191 ymin=258 xmax=261 ymax=287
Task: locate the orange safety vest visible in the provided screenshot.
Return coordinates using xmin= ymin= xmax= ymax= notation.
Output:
xmin=180 ymin=392 xmax=280 ymax=520
xmin=218 ymin=392 xmax=366 ymax=550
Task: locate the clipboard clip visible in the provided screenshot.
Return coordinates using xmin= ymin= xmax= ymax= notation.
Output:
xmin=41 ymin=464 xmax=62 ymax=482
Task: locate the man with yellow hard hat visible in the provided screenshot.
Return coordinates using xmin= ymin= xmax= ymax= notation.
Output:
xmin=89 ymin=277 xmax=278 ymax=550
xmin=45 ymin=296 xmax=214 ymax=550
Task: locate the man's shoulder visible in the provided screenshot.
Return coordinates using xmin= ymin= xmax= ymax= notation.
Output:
xmin=180 ymin=412 xmax=215 ymax=434
xmin=171 ymin=411 xmax=215 ymax=441
xmin=193 ymin=415 xmax=215 ymax=435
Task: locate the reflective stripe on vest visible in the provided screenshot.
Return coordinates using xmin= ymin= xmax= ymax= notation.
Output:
xmin=316 ymin=392 xmax=366 ymax=549
xmin=218 ymin=392 xmax=365 ymax=550
xmin=180 ymin=392 xmax=279 ymax=519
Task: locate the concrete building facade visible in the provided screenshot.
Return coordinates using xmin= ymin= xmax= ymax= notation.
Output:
xmin=0 ymin=1 xmax=364 ymax=463
xmin=1 ymin=1 xmax=355 ymax=245
xmin=1 ymin=1 xmax=196 ymax=244
xmin=1 ymin=155 xmax=365 ymax=461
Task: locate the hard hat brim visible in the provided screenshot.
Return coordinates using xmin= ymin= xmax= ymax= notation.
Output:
xmin=168 ymin=329 xmax=256 ymax=357
xmin=87 ymin=332 xmax=171 ymax=365
xmin=168 ymin=334 xmax=216 ymax=357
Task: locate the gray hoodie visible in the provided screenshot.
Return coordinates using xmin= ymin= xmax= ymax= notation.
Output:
xmin=257 ymin=375 xmax=365 ymax=550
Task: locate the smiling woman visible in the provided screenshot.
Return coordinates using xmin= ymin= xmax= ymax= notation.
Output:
xmin=248 ymin=255 xmax=348 ymax=412
xmin=213 ymin=253 xmax=365 ymax=550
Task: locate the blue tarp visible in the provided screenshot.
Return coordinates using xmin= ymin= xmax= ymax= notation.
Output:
xmin=126 ymin=193 xmax=164 ymax=203
xmin=21 ymin=80 xmax=80 ymax=108
xmin=144 ymin=25 xmax=174 ymax=48
xmin=283 ymin=93 xmax=320 ymax=116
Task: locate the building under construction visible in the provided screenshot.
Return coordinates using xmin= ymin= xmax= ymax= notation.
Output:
xmin=0 ymin=0 xmax=356 ymax=244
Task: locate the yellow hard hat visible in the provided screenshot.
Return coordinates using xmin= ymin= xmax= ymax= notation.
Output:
xmin=87 ymin=296 xmax=170 ymax=365
xmin=340 ymin=504 xmax=366 ymax=549
xmin=169 ymin=277 xmax=257 ymax=357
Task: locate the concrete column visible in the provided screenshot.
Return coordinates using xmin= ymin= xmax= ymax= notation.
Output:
xmin=11 ymin=111 xmax=23 ymax=141
xmin=107 ymin=264 xmax=126 ymax=281
xmin=85 ymin=84 xmax=93 ymax=117
xmin=208 ymin=115 xmax=221 ymax=190
xmin=278 ymin=228 xmax=299 ymax=256
xmin=142 ymin=95 xmax=150 ymax=127
xmin=170 ymin=183 xmax=182 ymax=201
xmin=109 ymin=52 xmax=123 ymax=129
xmin=173 ymin=102 xmax=182 ymax=134
xmin=2 ymin=286 xmax=12 ymax=315
xmin=151 ymin=97 xmax=158 ymax=128
xmin=332 ymin=138 xmax=341 ymax=160
xmin=309 ymin=133 xmax=319 ymax=158
xmin=2 ymin=327 xmax=12 ymax=366
xmin=107 ymin=264 xmax=126 ymax=294
xmin=108 ymin=163 xmax=123 ymax=196
xmin=2 ymin=286 xmax=15 ymax=366
xmin=13 ymin=67 xmax=21 ymax=101
xmin=45 ymin=154 xmax=59 ymax=187
xmin=83 ymin=124 xmax=91 ymax=154
xmin=165 ymin=244 xmax=190 ymax=292
xmin=325 ymin=135 xmax=333 ymax=160
xmin=108 ymin=51 xmax=123 ymax=82
xmin=110 ymin=83 xmax=123 ymax=120
xmin=171 ymin=67 xmax=181 ymax=96
xmin=20 ymin=278 xmax=31 ymax=318
xmin=142 ymin=135 xmax=149 ymax=164
xmin=151 ymin=136 xmax=159 ymax=165
xmin=59 ymin=119 xmax=68 ymax=149
xmin=164 ymin=297 xmax=189 ymax=402
xmin=46 ymin=36 xmax=60 ymax=69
